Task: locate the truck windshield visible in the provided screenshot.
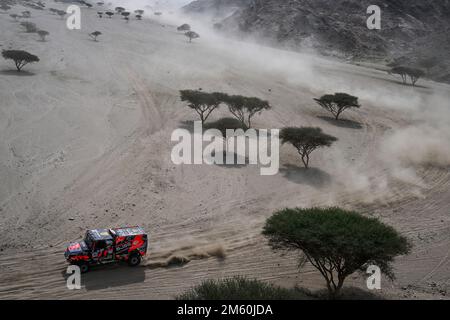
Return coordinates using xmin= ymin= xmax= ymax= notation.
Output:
xmin=84 ymin=233 xmax=94 ymax=249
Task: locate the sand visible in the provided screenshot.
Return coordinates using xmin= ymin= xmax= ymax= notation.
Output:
xmin=0 ymin=2 xmax=449 ymax=299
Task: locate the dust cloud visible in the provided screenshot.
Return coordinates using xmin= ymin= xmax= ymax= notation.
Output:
xmin=112 ymin=0 xmax=449 ymax=203
xmin=145 ymin=243 xmax=226 ymax=269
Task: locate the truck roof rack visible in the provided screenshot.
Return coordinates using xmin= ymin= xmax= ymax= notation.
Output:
xmin=87 ymin=229 xmax=114 ymax=241
xmin=110 ymin=226 xmax=146 ymax=237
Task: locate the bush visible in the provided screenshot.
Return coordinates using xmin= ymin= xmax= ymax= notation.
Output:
xmin=2 ymin=50 xmax=40 ymax=72
xmin=177 ymin=276 xmax=313 ymax=300
xmin=89 ymin=31 xmax=102 ymax=41
xmin=263 ymin=207 xmax=411 ymax=298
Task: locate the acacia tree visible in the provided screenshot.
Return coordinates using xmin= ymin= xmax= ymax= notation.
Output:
xmin=204 ymin=117 xmax=246 ymax=138
xmin=56 ymin=9 xmax=66 ymax=19
xmin=105 ymin=11 xmax=114 ymax=18
xmin=37 ymin=30 xmax=49 ymax=41
xmin=314 ymin=93 xmax=360 ymax=120
xmin=89 ymin=31 xmax=102 ymax=41
xmin=263 ymin=207 xmax=411 ymax=298
xmin=390 ymin=66 xmax=408 ymax=84
xmin=20 ymin=21 xmax=38 ymax=33
xmin=185 ymin=31 xmax=200 ymax=43
xmin=280 ymin=127 xmax=337 ymax=168
xmin=390 ymin=66 xmax=425 ymax=86
xmin=177 ymin=23 xmax=191 ymax=32
xmin=405 ymin=67 xmax=425 ymax=86
xmin=2 ymin=50 xmax=40 ymax=72
xmin=135 ymin=14 xmax=142 ymax=20
xmin=220 ymin=94 xmax=271 ymax=129
xmin=121 ymin=11 xmax=130 ymax=21
xmin=180 ymin=90 xmax=222 ymax=124
xmin=97 ymin=11 xmax=103 ymax=18
xmin=10 ymin=13 xmax=19 ymax=21
xmin=115 ymin=7 xmax=125 ymax=14
xmin=135 ymin=9 xmax=144 ymax=15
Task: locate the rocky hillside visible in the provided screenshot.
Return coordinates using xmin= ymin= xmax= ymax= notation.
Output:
xmin=184 ymin=0 xmax=450 ymax=83
xmin=183 ymin=0 xmax=250 ymax=18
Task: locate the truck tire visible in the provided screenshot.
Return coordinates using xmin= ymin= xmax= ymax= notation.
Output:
xmin=79 ymin=263 xmax=89 ymax=273
xmin=128 ymin=253 xmax=141 ymax=267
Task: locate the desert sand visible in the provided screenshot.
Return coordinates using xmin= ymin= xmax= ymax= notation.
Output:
xmin=0 ymin=2 xmax=449 ymax=299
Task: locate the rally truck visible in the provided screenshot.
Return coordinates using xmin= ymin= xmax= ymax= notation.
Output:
xmin=64 ymin=226 xmax=148 ymax=273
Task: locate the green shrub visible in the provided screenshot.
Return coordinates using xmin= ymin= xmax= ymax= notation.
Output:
xmin=177 ymin=276 xmax=312 ymax=300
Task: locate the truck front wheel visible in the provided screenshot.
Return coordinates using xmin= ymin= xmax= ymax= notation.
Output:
xmin=128 ymin=253 xmax=141 ymax=267
xmin=79 ymin=263 xmax=89 ymax=273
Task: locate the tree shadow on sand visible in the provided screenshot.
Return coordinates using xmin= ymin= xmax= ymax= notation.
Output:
xmin=178 ymin=119 xmax=277 ymax=137
xmin=178 ymin=120 xmax=197 ymax=132
xmin=214 ymin=151 xmax=248 ymax=169
xmin=280 ymin=164 xmax=331 ymax=188
xmin=317 ymin=115 xmax=363 ymax=130
xmin=368 ymin=74 xmax=429 ymax=89
xmin=61 ymin=263 xmax=146 ymax=291
xmin=0 ymin=69 xmax=35 ymax=76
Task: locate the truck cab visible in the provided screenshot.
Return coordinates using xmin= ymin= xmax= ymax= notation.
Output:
xmin=65 ymin=226 xmax=148 ymax=273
